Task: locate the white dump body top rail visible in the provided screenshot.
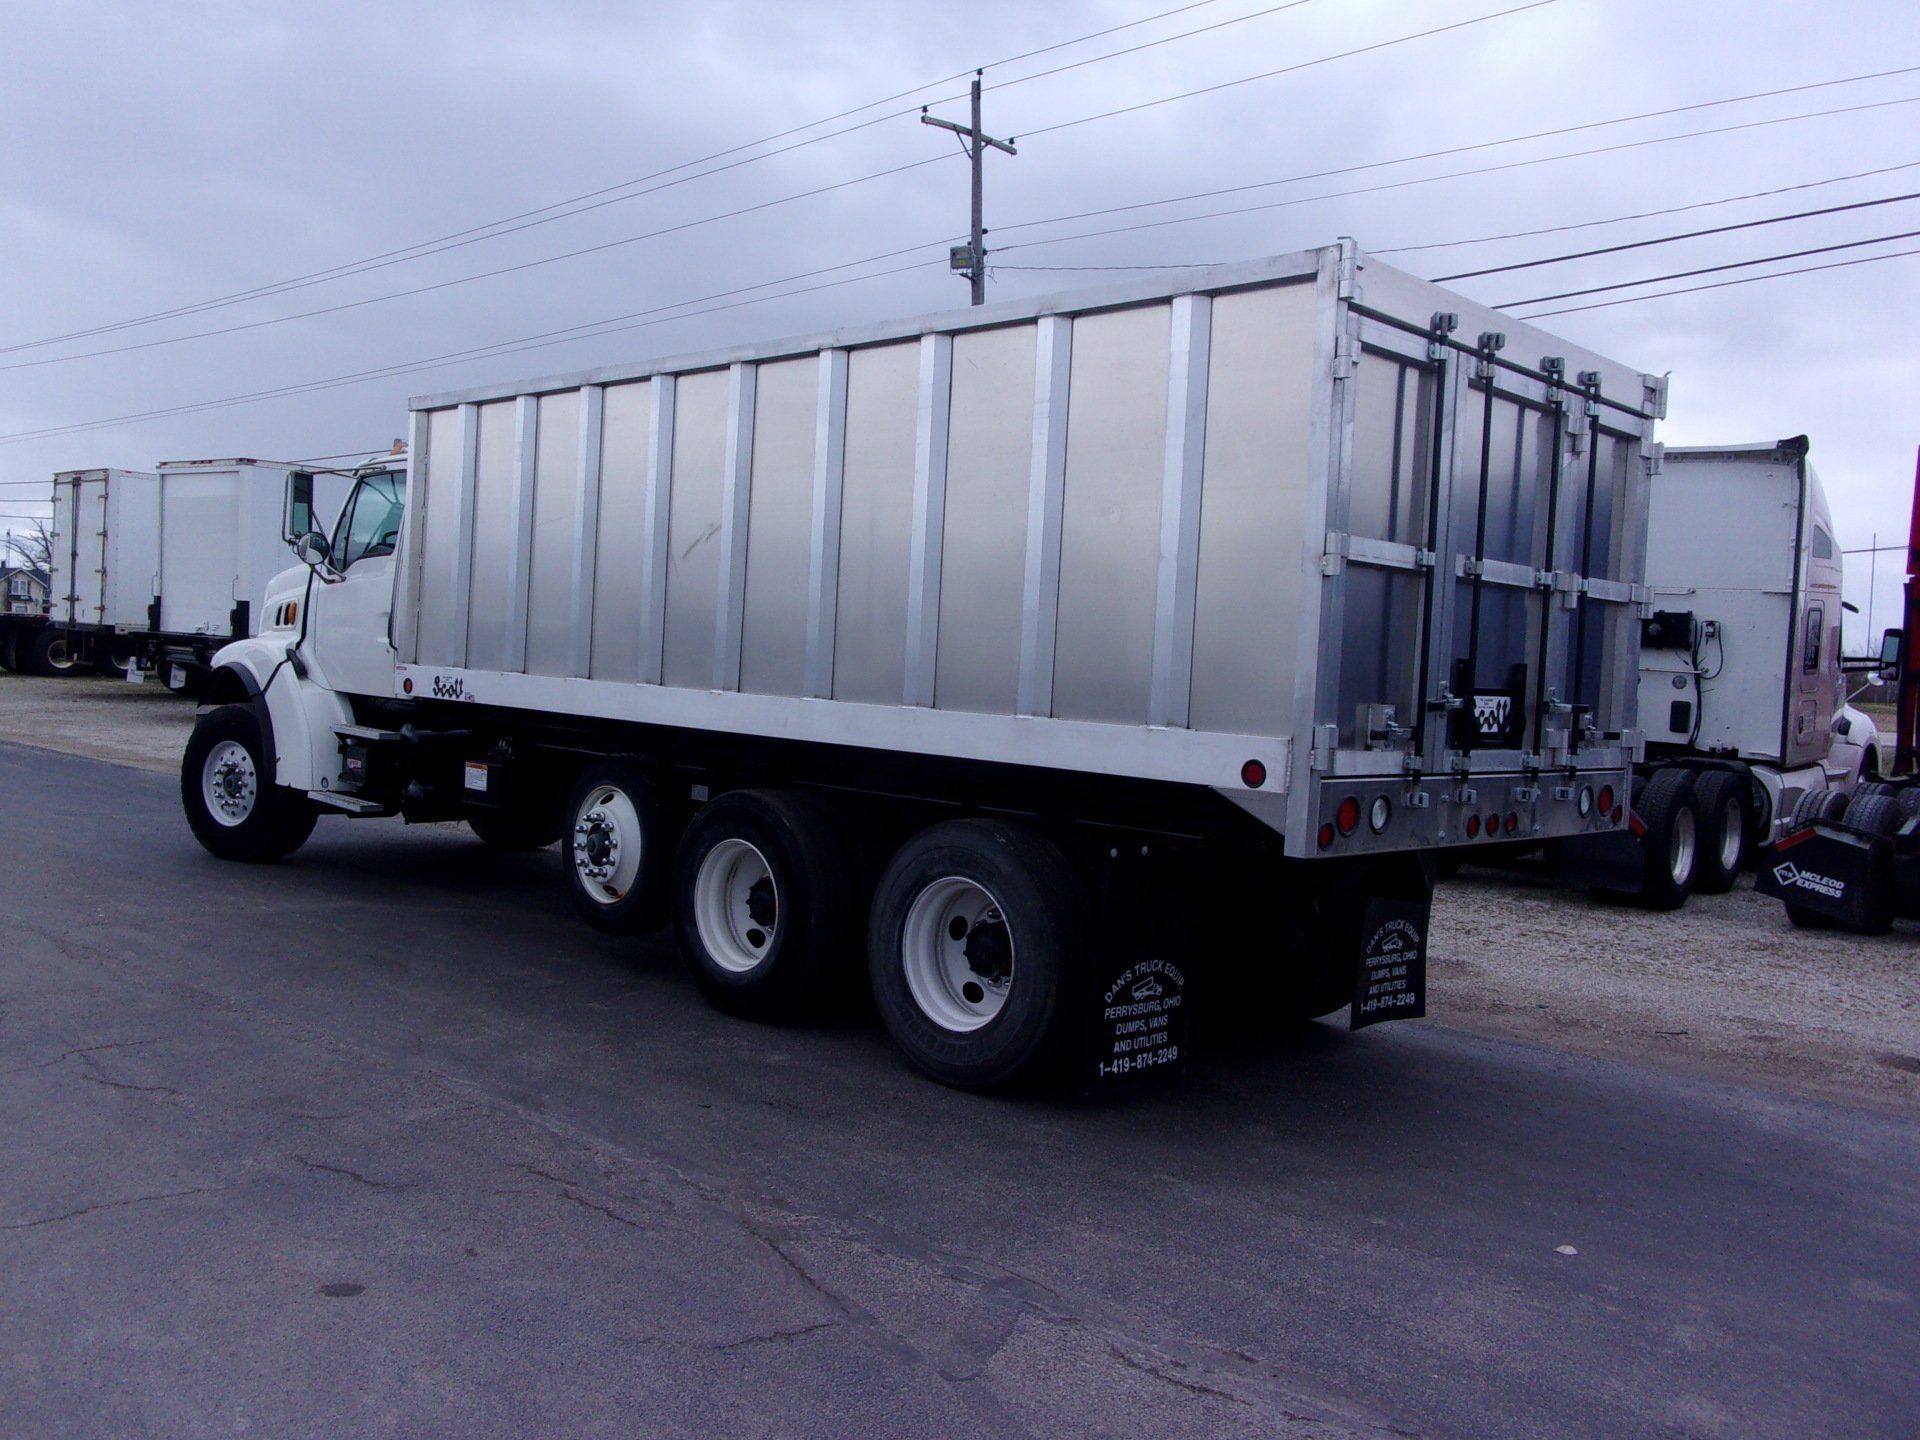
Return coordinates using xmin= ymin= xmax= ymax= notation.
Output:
xmin=395 ymin=245 xmax=1663 ymax=854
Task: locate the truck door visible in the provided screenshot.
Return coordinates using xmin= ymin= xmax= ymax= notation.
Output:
xmin=308 ymin=469 xmax=407 ymax=699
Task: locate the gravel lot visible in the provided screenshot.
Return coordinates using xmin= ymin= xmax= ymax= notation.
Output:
xmin=2 ymin=670 xmax=1915 ymax=1113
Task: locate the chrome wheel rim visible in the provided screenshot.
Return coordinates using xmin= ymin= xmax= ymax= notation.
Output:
xmin=901 ymin=877 xmax=1013 ymax=1033
xmin=692 ymin=838 xmax=777 ymax=973
xmin=1670 ymin=807 xmax=1697 ymax=886
xmin=1718 ymin=797 xmax=1743 ymax=873
xmin=572 ymin=787 xmax=642 ymax=905
xmin=202 ymin=740 xmax=257 ymax=827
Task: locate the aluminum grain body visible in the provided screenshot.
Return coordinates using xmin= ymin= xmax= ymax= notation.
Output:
xmin=394 ymin=246 xmax=1663 ymax=856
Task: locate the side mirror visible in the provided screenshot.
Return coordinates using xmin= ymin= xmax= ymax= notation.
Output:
xmin=1880 ymin=627 xmax=1905 ymax=673
xmin=284 ymin=470 xmax=315 ymax=545
xmin=293 ymin=530 xmax=332 ymax=568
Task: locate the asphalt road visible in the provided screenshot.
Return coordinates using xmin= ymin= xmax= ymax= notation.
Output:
xmin=2 ymin=742 xmax=1915 ymax=1438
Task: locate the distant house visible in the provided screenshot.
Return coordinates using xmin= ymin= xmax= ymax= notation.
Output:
xmin=3 ymin=565 xmax=48 ymax=616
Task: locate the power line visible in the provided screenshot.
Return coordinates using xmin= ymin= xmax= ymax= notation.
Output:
xmin=1512 ymin=242 xmax=1920 ymax=318
xmin=990 ymin=93 xmax=1920 ymax=256
xmin=0 ymin=0 xmax=1286 ymax=358
xmin=1432 ymin=189 xmax=1920 ymax=282
xmin=1497 ymin=228 xmax=1920 ymax=307
xmin=0 ymin=0 xmax=1540 ymax=376
xmin=1373 ymin=159 xmax=1920 ymax=253
xmin=992 ymin=70 xmax=1920 ymax=239
xmin=0 ymin=252 xmax=950 ymax=446
xmin=1016 ymin=0 xmax=1558 ymax=143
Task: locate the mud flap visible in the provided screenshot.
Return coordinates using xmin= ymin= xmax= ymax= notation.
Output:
xmin=1350 ymin=868 xmax=1430 ymax=1031
xmin=1081 ymin=843 xmax=1195 ymax=1089
xmin=1755 ymin=826 xmax=1883 ymax=922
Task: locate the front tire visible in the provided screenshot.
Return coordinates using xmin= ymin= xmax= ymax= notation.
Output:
xmin=868 ymin=819 xmax=1087 ymax=1090
xmin=181 ymin=703 xmax=317 ymax=862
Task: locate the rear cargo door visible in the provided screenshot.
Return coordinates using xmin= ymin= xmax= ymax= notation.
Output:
xmin=51 ymin=476 xmax=110 ymax=627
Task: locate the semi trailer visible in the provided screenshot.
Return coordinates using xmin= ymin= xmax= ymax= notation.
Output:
xmin=1454 ymin=436 xmax=1877 ymax=908
xmin=0 ymin=459 xmax=347 ymax=685
xmin=178 ymin=244 xmax=1665 ymax=1088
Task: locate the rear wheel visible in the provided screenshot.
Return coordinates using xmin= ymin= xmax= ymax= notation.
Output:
xmin=672 ymin=789 xmax=855 ymax=1020
xmin=92 ymin=638 xmax=135 ymax=678
xmin=868 ymin=819 xmax=1086 ymax=1090
xmin=26 ymin=627 xmax=78 ymax=676
xmin=180 ymin=703 xmax=317 ymax=862
xmin=561 ymin=760 xmax=677 ymax=934
xmin=1635 ymin=768 xmax=1699 ymax=911
xmin=1690 ymin=769 xmax=1752 ymax=895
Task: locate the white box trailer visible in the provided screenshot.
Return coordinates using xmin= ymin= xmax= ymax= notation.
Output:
xmin=0 ymin=458 xmax=347 ymax=683
xmin=184 ymin=244 xmax=1666 ymax=1088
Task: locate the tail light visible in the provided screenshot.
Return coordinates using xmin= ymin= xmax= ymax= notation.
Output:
xmin=1318 ymin=822 xmax=1336 ymax=850
xmin=1466 ymin=814 xmax=1481 ymax=838
xmin=1504 ymin=811 xmax=1519 ymax=835
xmin=1597 ymin=784 xmax=1615 ymax=816
xmin=1336 ymin=796 xmax=1361 ymax=836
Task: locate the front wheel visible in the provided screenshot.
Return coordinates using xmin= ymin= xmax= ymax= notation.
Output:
xmin=181 ymin=703 xmax=317 ymax=862
xmin=868 ymin=819 xmax=1087 ymax=1090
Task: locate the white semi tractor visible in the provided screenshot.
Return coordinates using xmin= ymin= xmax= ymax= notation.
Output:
xmin=178 ymin=245 xmax=1665 ymax=1088
xmin=1538 ymin=437 xmax=1877 ymax=907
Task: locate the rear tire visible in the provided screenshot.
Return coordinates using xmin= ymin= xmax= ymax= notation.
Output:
xmin=181 ymin=703 xmax=317 ymax=862
xmin=868 ymin=819 xmax=1087 ymax=1090
xmin=1635 ymin=768 xmax=1699 ymax=911
xmin=672 ymin=789 xmax=856 ymax=1021
xmin=1690 ymin=769 xmax=1751 ymax=894
xmin=26 ymin=627 xmax=78 ymax=676
xmin=561 ymin=760 xmax=677 ymax=934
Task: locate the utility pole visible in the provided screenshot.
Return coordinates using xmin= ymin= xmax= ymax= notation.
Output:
xmin=922 ymin=71 xmax=1016 ymax=305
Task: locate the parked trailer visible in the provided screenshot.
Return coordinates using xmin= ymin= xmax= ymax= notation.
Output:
xmin=1460 ymin=436 xmax=1876 ymax=908
xmin=0 ymin=460 xmax=347 ymax=685
xmin=181 ymin=244 xmax=1664 ymax=1088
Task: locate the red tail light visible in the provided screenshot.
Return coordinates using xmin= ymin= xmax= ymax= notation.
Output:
xmin=1465 ymin=814 xmax=1481 ymax=838
xmin=1318 ymin=822 xmax=1336 ymax=850
xmin=1597 ymin=784 xmax=1615 ymax=816
xmin=1336 ymin=796 xmax=1361 ymax=836
xmin=1504 ymin=811 xmax=1519 ymax=835
xmin=1240 ymin=758 xmax=1267 ymax=789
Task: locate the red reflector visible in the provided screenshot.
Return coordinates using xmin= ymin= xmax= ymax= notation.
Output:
xmin=1775 ymin=826 xmax=1815 ymax=850
xmin=1627 ymin=811 xmax=1648 ymax=838
xmin=402 ymin=677 xmax=414 ymax=694
xmin=1611 ymin=805 xmax=1624 ymax=825
xmin=1466 ymin=814 xmax=1481 ymax=838
xmin=1597 ymin=785 xmax=1615 ymax=815
xmin=1504 ymin=811 xmax=1519 ymax=835
xmin=1241 ymin=758 xmax=1266 ymax=788
xmin=1484 ymin=813 xmax=1499 ymax=839
xmin=1318 ymin=822 xmax=1336 ymax=850
xmin=1336 ymin=796 xmax=1361 ymax=836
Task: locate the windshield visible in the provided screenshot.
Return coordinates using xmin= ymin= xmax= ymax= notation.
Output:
xmin=331 ymin=469 xmax=407 ymax=570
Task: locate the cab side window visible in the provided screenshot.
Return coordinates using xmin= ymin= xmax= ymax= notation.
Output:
xmin=1810 ymin=525 xmax=1834 ymax=560
xmin=1802 ymin=603 xmax=1824 ymax=674
xmin=332 ymin=471 xmax=407 ymax=570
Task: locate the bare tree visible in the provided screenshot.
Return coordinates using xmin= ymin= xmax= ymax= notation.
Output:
xmin=3 ymin=518 xmax=53 ymax=576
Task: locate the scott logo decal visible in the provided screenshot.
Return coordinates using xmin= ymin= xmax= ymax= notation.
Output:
xmin=430 ymin=674 xmax=467 ymax=700
xmin=1772 ymin=861 xmax=1845 ymax=899
xmin=1473 ymin=695 xmax=1512 ymax=735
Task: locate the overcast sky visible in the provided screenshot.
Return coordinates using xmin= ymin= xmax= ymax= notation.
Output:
xmin=3 ymin=0 xmax=1916 ymax=641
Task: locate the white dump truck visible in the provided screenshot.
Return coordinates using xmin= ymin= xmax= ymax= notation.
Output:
xmin=0 ymin=459 xmax=348 ymax=685
xmin=179 ymin=244 xmax=1664 ymax=1088
xmin=1538 ymin=438 xmax=1878 ymax=907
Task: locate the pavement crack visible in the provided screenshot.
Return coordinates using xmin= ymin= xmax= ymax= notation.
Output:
xmin=558 ymin=1189 xmax=642 ymax=1230
xmin=293 ymin=1155 xmax=416 ymax=1192
xmin=0 ymin=1039 xmax=157 ymax=1078
xmin=2 ymin=1185 xmax=224 ymax=1233
xmin=716 ymin=1320 xmax=838 ymax=1352
xmin=79 ymin=1069 xmax=180 ymax=1098
xmin=1106 ymin=1343 xmax=1251 ymax=1408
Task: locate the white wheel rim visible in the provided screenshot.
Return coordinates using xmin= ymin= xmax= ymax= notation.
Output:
xmin=572 ymin=787 xmax=643 ymax=905
xmin=1718 ymin=797 xmax=1743 ymax=872
xmin=201 ymin=740 xmax=258 ymax=827
xmin=45 ymin=637 xmax=74 ymax=671
xmin=1670 ymin=807 xmax=1697 ymax=885
xmin=692 ymin=838 xmax=778 ymax=973
xmin=901 ymin=877 xmax=1013 ymax=1033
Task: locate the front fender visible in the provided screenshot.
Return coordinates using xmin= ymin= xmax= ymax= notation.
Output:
xmin=206 ymin=637 xmax=353 ymax=792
